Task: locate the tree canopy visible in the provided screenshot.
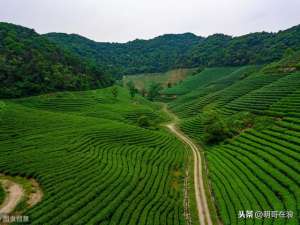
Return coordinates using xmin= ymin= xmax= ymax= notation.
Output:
xmin=0 ymin=22 xmax=113 ymax=98
xmin=1 ymin=22 xmax=300 ymax=98
xmin=45 ymin=25 xmax=300 ymax=76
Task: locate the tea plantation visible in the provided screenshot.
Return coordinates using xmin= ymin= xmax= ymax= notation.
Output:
xmin=163 ymin=55 xmax=300 ymax=225
xmin=0 ymin=87 xmax=187 ymax=225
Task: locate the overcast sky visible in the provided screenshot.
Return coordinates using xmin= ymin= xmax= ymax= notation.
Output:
xmin=1 ymin=0 xmax=300 ymax=43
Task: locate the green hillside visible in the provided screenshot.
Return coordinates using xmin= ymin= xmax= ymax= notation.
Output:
xmin=183 ymin=25 xmax=300 ymax=67
xmin=45 ymin=32 xmax=202 ymax=75
xmin=0 ymin=22 xmax=113 ymax=98
xmin=123 ymin=68 xmax=196 ymax=91
xmin=164 ymin=53 xmax=300 ymax=225
xmin=1 ymin=21 xmax=300 ymax=225
xmin=0 ymin=86 xmax=188 ymax=224
xmin=45 ymin=25 xmax=300 ymax=76
xmin=162 ymin=67 xmax=241 ymax=96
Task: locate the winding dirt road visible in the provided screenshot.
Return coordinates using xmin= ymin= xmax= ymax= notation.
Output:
xmin=163 ymin=106 xmax=213 ymax=225
xmin=0 ymin=179 xmax=24 ymax=214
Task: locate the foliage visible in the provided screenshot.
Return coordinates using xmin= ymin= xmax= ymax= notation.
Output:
xmin=167 ymin=56 xmax=300 ymax=225
xmin=190 ymin=109 xmax=269 ymax=145
xmin=225 ymin=112 xmax=256 ymax=134
xmin=111 ymin=86 xmax=118 ymax=99
xmin=262 ymin=50 xmax=300 ymax=74
xmin=202 ymin=110 xmax=231 ymax=144
xmin=201 ymin=110 xmax=257 ymax=144
xmin=0 ymin=87 xmax=186 ymax=224
xmin=45 ymin=32 xmax=202 ymax=76
xmin=2 ymin=22 xmax=300 ymax=99
xmin=0 ymin=22 xmax=113 ymax=98
xmin=126 ymin=80 xmax=138 ymax=98
xmin=137 ymin=115 xmax=151 ymax=128
xmin=46 ymin=25 xmax=300 ymax=76
xmin=147 ymin=82 xmax=163 ymax=101
xmin=183 ymin=25 xmax=300 ymax=68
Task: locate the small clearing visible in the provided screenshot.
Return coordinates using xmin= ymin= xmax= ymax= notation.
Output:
xmin=0 ymin=180 xmax=24 ymax=214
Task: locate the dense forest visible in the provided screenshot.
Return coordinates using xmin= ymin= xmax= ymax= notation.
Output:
xmin=183 ymin=25 xmax=300 ymax=67
xmin=0 ymin=22 xmax=113 ymax=98
xmin=46 ymin=25 xmax=300 ymax=75
xmin=45 ymin=32 xmax=202 ymax=75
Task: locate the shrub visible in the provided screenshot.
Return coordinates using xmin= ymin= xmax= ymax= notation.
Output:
xmin=137 ymin=115 xmax=151 ymax=128
xmin=202 ymin=111 xmax=257 ymax=144
xmin=203 ymin=110 xmax=231 ymax=144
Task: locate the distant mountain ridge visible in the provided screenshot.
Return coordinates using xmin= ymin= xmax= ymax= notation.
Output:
xmin=45 ymin=32 xmax=203 ymax=75
xmin=45 ymin=24 xmax=300 ymax=75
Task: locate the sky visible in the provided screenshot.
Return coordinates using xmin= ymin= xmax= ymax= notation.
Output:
xmin=1 ymin=0 xmax=300 ymax=43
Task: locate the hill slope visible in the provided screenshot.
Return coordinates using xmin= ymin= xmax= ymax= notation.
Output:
xmin=45 ymin=32 xmax=202 ymax=75
xmin=164 ymin=53 xmax=300 ymax=225
xmin=0 ymin=87 xmax=187 ymax=224
xmin=183 ymin=25 xmax=300 ymax=67
xmin=0 ymin=22 xmax=113 ymax=98
xmin=45 ymin=25 xmax=300 ymax=76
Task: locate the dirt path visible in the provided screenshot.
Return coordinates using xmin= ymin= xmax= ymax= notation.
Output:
xmin=0 ymin=180 xmax=24 ymax=214
xmin=163 ymin=105 xmax=213 ymax=225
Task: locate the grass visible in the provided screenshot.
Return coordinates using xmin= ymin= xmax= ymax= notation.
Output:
xmin=123 ymin=68 xmax=197 ymax=91
xmin=0 ymin=86 xmax=187 ymax=225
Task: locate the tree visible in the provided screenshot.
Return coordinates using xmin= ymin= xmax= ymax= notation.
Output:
xmin=147 ymin=82 xmax=162 ymax=101
xmin=202 ymin=110 xmax=231 ymax=144
xmin=126 ymin=81 xmax=138 ymax=98
xmin=167 ymin=82 xmax=172 ymax=88
xmin=0 ymin=22 xmax=113 ymax=98
xmin=137 ymin=115 xmax=151 ymax=128
xmin=111 ymin=86 xmax=118 ymax=99
xmin=284 ymin=48 xmax=295 ymax=58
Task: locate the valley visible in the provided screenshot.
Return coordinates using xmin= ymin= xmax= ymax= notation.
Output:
xmin=0 ymin=21 xmax=300 ymax=225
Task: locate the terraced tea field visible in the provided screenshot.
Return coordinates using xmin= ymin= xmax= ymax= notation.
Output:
xmin=2 ymin=15 xmax=300 ymax=225
xmin=1 ymin=60 xmax=300 ymax=225
xmin=162 ymin=67 xmax=240 ymax=96
xmin=163 ymin=59 xmax=300 ymax=225
xmin=225 ymin=72 xmax=300 ymax=115
xmin=0 ymin=87 xmax=188 ymax=225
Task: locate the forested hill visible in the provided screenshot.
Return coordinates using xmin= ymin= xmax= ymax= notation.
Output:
xmin=183 ymin=25 xmax=300 ymax=67
xmin=0 ymin=22 xmax=113 ymax=98
xmin=45 ymin=25 xmax=300 ymax=75
xmin=1 ymin=22 xmax=300 ymax=98
xmin=45 ymin=32 xmax=203 ymax=75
